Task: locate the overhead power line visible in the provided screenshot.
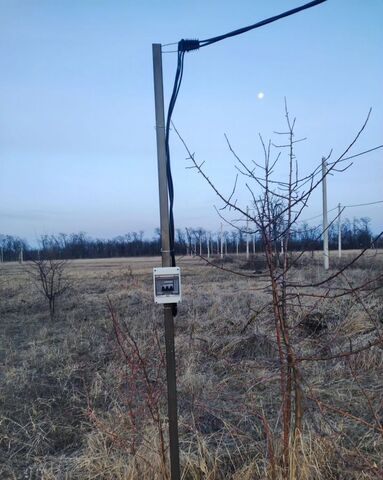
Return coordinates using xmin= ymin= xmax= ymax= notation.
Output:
xmin=339 ymin=145 xmax=383 ymax=162
xmin=198 ymin=0 xmax=327 ymax=48
xmin=298 ymin=200 xmax=383 ymax=224
xmin=297 ymin=206 xmax=338 ymax=223
xmin=344 ymin=200 xmax=383 ymax=208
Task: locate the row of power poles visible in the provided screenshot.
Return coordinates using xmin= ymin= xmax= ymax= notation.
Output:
xmin=187 ymin=223 xmax=255 ymax=259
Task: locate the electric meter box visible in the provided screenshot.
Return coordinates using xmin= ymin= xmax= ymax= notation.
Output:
xmin=153 ymin=267 xmax=181 ymax=304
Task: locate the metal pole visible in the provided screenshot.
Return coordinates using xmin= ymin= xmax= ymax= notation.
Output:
xmin=322 ymin=158 xmax=329 ymax=270
xmin=338 ymin=203 xmax=342 ymax=259
xmin=152 ymin=43 xmax=180 ymax=480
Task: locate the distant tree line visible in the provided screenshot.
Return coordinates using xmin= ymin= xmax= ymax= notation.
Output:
xmin=0 ymin=217 xmax=381 ymax=262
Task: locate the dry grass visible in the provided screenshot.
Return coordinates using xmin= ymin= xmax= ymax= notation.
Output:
xmin=1 ymin=252 xmax=382 ymax=479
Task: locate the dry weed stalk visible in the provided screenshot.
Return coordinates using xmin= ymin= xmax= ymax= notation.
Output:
xmin=86 ymin=297 xmax=169 ymax=479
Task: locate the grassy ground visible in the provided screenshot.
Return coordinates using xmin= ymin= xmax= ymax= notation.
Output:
xmin=0 ymin=252 xmax=382 ymax=479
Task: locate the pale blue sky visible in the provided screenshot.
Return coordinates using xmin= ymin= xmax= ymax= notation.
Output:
xmin=0 ymin=0 xmax=382 ymax=241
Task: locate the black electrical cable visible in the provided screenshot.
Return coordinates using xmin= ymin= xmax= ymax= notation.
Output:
xmin=199 ymin=0 xmax=327 ymax=48
xmin=165 ymin=50 xmax=185 ymax=316
xmin=165 ymin=49 xmax=185 ymax=271
xmin=163 ymin=0 xmax=327 ymax=315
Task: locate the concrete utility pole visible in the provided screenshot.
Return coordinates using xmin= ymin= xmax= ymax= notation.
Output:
xmin=246 ymin=206 xmax=250 ymax=259
xmin=322 ymin=158 xmax=329 ymax=270
xmin=338 ymin=203 xmax=342 ymax=259
xmin=207 ymin=234 xmax=210 ymax=259
xmin=152 ymin=43 xmax=180 ymax=480
xmin=220 ymin=223 xmax=224 ymax=259
xmin=236 ymin=236 xmax=239 ymax=256
xmin=199 ymin=236 xmax=202 ymax=256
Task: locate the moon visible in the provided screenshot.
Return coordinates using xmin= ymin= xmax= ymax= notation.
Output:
xmin=257 ymin=91 xmax=264 ymax=99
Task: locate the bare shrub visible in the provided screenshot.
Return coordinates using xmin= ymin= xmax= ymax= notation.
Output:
xmin=27 ymin=259 xmax=71 ymax=320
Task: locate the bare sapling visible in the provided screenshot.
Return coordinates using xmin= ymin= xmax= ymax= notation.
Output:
xmin=172 ymin=102 xmax=383 ymax=478
xmin=27 ymin=258 xmax=71 ymax=320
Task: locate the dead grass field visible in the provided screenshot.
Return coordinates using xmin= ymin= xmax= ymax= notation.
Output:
xmin=1 ymin=251 xmax=382 ymax=479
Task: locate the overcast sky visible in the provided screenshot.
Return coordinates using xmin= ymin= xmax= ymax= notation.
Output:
xmin=0 ymin=0 xmax=382 ymax=242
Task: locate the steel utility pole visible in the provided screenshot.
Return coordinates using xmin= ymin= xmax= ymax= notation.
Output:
xmin=152 ymin=43 xmax=180 ymax=480
xmin=322 ymin=158 xmax=329 ymax=270
xmin=338 ymin=203 xmax=342 ymax=259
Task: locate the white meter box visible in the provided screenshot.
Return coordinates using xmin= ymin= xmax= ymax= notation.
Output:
xmin=153 ymin=267 xmax=181 ymax=304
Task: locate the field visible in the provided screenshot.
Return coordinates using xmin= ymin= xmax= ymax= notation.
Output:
xmin=1 ymin=252 xmax=382 ymax=479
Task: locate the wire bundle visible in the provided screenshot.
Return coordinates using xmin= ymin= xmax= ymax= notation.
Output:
xmin=165 ymin=49 xmax=185 ymax=269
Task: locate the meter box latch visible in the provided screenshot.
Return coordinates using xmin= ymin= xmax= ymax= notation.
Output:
xmin=153 ymin=267 xmax=182 ymax=304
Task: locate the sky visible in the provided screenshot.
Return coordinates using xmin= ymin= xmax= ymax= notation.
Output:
xmin=0 ymin=0 xmax=382 ymax=243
